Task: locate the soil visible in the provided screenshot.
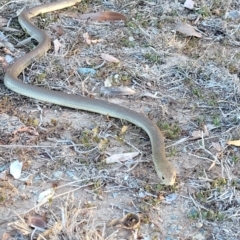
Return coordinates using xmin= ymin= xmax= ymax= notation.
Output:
xmin=0 ymin=0 xmax=240 ymax=239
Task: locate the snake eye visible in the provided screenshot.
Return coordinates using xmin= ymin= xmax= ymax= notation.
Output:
xmin=162 ymin=176 xmax=165 ymax=180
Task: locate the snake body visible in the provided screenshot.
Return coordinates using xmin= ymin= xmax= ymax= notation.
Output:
xmin=4 ymin=0 xmax=176 ymax=185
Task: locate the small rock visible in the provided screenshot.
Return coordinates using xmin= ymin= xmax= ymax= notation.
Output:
xmin=196 ymin=222 xmax=203 ymax=228
xmin=193 ymin=233 xmax=205 ymax=240
xmin=5 ymin=55 xmax=14 ymax=63
xmin=129 ymin=36 xmax=134 ymax=41
xmin=112 ymin=192 xmax=118 ymax=198
xmin=225 ymin=10 xmax=240 ymax=19
xmin=66 ymin=171 xmax=78 ymax=180
xmin=171 ymin=215 xmax=178 ymax=220
xmin=52 ymin=171 xmax=64 ymax=179
xmin=124 ymin=175 xmax=129 ymax=181
xmin=98 ymin=195 xmax=104 ymax=201
xmin=146 ymin=82 xmax=152 ymax=87
xmin=165 ymin=193 xmax=178 ymax=202
xmin=10 ymin=160 xmax=23 ymax=179
xmin=139 ymin=191 xmax=146 ymax=198
xmin=165 ymin=236 xmax=174 ymax=240
xmin=78 ymin=67 xmax=96 ymax=76
xmin=18 ymin=184 xmax=25 ymax=191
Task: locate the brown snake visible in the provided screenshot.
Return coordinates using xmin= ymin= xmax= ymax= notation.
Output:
xmin=4 ymin=0 xmax=176 ymax=185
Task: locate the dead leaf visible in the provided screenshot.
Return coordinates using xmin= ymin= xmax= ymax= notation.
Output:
xmin=139 ymin=91 xmax=161 ymax=99
xmin=10 ymin=160 xmax=23 ymax=179
xmin=100 ymin=86 xmax=136 ymax=96
xmin=212 ymin=142 xmax=222 ymax=151
xmin=5 ymin=54 xmax=13 ymax=63
xmin=50 ymin=25 xmax=65 ymax=36
xmin=38 ymin=188 xmax=55 ymax=204
xmin=83 ymin=32 xmax=103 ymax=45
xmin=0 ymin=16 xmax=8 ymax=27
xmin=101 ymin=53 xmax=120 ymax=63
xmin=104 ymin=77 xmax=112 ymax=87
xmin=208 ymin=161 xmax=216 ymax=171
xmin=176 ymin=22 xmax=202 ymax=38
xmin=68 ymin=11 xmax=126 ymax=21
xmin=0 ymin=170 xmax=7 ymax=180
xmin=184 ymin=0 xmax=195 ymax=10
xmin=227 ymin=140 xmax=240 ymax=146
xmin=27 ymin=215 xmax=47 ymax=229
xmin=120 ymin=125 xmax=128 ymax=135
xmin=190 ymin=125 xmax=209 ymax=140
xmin=0 ymin=56 xmax=8 ymax=69
xmin=53 ymin=39 xmax=62 ymax=54
xmin=13 ymin=126 xmax=39 ymax=136
xmin=106 ymin=152 xmax=139 ymax=164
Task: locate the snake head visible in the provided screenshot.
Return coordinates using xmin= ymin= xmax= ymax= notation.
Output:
xmin=157 ymin=162 xmax=176 ymax=185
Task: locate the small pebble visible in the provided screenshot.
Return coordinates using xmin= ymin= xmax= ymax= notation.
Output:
xmin=18 ymin=184 xmax=25 ymax=191
xmin=5 ymin=55 xmax=14 ymax=63
xmin=165 ymin=193 xmax=178 ymax=202
xmin=124 ymin=175 xmax=129 ymax=181
xmin=78 ymin=67 xmax=96 ymax=76
xmin=196 ymin=222 xmax=203 ymax=228
xmin=139 ymin=192 xmax=146 ymax=198
xmin=129 ymin=36 xmax=134 ymax=41
xmin=225 ymin=10 xmax=240 ymax=19
xmin=193 ymin=233 xmax=205 ymax=240
xmin=112 ymin=192 xmax=118 ymax=198
xmin=165 ymin=236 xmax=174 ymax=240
xmin=98 ymin=195 xmax=104 ymax=201
xmin=52 ymin=171 xmax=64 ymax=179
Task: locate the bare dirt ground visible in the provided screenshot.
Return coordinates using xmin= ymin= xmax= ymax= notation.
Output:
xmin=0 ymin=0 xmax=240 ymax=239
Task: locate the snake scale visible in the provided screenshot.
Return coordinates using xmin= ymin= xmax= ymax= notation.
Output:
xmin=4 ymin=0 xmax=176 ymax=185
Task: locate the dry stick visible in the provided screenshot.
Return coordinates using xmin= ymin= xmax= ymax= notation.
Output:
xmin=52 ymin=139 xmax=98 ymax=154
xmin=166 ymin=137 xmax=189 ymax=149
xmin=188 ymin=153 xmax=217 ymax=164
xmin=0 ymin=143 xmax=93 ymax=148
xmin=0 ymin=0 xmax=26 ymax=10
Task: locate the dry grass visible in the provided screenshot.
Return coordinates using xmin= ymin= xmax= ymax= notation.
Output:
xmin=0 ymin=0 xmax=240 ymax=239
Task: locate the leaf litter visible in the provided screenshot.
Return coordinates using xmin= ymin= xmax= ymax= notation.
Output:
xmin=1 ymin=0 xmax=240 ymax=239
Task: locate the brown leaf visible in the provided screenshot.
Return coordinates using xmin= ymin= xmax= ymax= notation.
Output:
xmin=0 ymin=56 xmax=8 ymax=69
xmin=212 ymin=142 xmax=222 ymax=151
xmin=100 ymin=86 xmax=136 ymax=96
xmin=13 ymin=126 xmax=39 ymax=136
xmin=176 ymin=22 xmax=202 ymax=38
xmin=106 ymin=152 xmax=139 ymax=164
xmin=27 ymin=215 xmax=47 ymax=229
xmin=0 ymin=16 xmax=8 ymax=27
xmin=71 ymin=11 xmax=126 ymax=21
xmin=190 ymin=125 xmax=209 ymax=140
xmin=227 ymin=140 xmax=240 ymax=146
xmin=101 ymin=53 xmax=120 ymax=63
xmin=50 ymin=25 xmax=65 ymax=36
